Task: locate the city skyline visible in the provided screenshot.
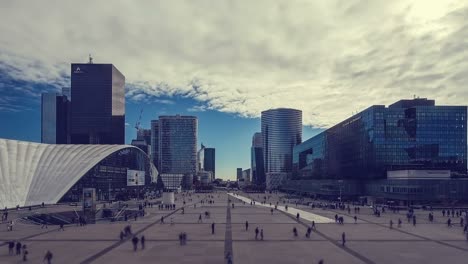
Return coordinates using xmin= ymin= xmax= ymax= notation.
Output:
xmin=1 ymin=1 xmax=468 ymax=180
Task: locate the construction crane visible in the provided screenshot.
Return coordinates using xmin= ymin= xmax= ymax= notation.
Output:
xmin=135 ymin=108 xmax=144 ymax=134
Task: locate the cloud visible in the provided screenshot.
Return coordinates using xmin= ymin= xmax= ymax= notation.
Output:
xmin=0 ymin=0 xmax=467 ymax=126
xmin=187 ymin=105 xmax=207 ymax=112
xmin=125 ymin=123 xmax=130 ymax=127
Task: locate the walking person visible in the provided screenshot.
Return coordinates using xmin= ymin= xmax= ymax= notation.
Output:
xmin=22 ymin=245 xmax=28 ymax=262
xmin=8 ymin=241 xmax=14 ymax=255
xmin=141 ymin=235 xmax=145 ymax=250
xmin=296 ymin=213 xmax=300 ymax=221
xmin=398 ymin=218 xmax=402 ymax=228
xmin=245 ymin=221 xmax=249 ymax=231
xmin=260 ymin=229 xmax=264 ymax=240
xmin=293 ymin=227 xmax=298 ymax=237
xmin=198 ymin=214 xmax=202 ymax=223
xmin=44 ymin=250 xmax=53 ymax=264
xmin=16 ymin=241 xmax=22 ymax=255
xmin=132 ymin=236 xmax=139 ymax=251
xmin=59 ymin=223 xmax=65 ymax=231
xmin=211 ymin=222 xmax=215 ymax=234
xmin=354 ymin=216 xmax=357 ymax=223
xmin=342 ymin=232 xmax=346 ymax=247
xmin=255 ymin=227 xmax=259 ymax=240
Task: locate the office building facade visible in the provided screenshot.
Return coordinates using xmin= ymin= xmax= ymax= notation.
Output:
xmin=150 ymin=120 xmax=159 ymax=169
xmin=251 ymin=132 xmax=265 ymax=185
xmin=204 ymin=148 xmax=216 ymax=179
xmin=237 ymin=168 xmax=243 ymax=181
xmin=287 ymin=98 xmax=468 ymax=204
xmin=41 ymin=93 xmax=69 ymax=144
xmin=70 ymin=63 xmax=125 ymax=144
xmin=262 ymin=108 xmax=302 ymax=189
xmin=158 ymin=115 xmax=198 ymax=175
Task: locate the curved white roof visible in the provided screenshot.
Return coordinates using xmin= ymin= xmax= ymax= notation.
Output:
xmin=0 ymin=139 xmax=153 ymax=208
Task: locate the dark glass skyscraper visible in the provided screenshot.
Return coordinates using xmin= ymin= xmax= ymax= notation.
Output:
xmin=70 ymin=63 xmax=125 ymax=144
xmin=41 ymin=93 xmax=69 ymax=144
xmin=204 ymin=148 xmax=216 ymax=178
xmin=150 ymin=120 xmax=159 ymax=169
xmin=262 ymin=108 xmax=302 ymax=189
xmin=251 ymin=132 xmax=265 ymax=185
xmin=158 ymin=115 xmax=197 ymax=175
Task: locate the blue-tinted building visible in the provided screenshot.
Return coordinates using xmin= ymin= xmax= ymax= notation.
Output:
xmin=262 ymin=108 xmax=302 ymax=189
xmin=204 ymin=147 xmax=216 ymax=179
xmin=41 ymin=93 xmax=69 ymax=144
xmin=286 ymin=98 xmax=468 ymax=204
xmin=70 ymin=63 xmax=125 ymax=144
xmin=251 ymin=132 xmax=265 ymax=185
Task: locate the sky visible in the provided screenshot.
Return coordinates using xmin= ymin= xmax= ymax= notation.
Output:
xmin=0 ymin=0 xmax=468 ymax=179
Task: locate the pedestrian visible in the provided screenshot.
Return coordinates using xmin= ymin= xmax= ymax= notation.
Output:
xmin=141 ymin=235 xmax=145 ymax=250
xmin=44 ymin=250 xmax=53 ymax=264
xmin=161 ymin=216 xmax=164 ymax=224
xmin=260 ymin=229 xmax=264 ymax=240
xmin=398 ymin=218 xmax=402 ymax=228
xmin=22 ymin=245 xmax=28 ymax=262
xmin=255 ymin=227 xmax=259 ymax=240
xmin=198 ymin=214 xmax=202 ymax=223
xmin=390 ymin=220 xmax=393 ymax=229
xmin=59 ymin=223 xmax=64 ymax=231
xmin=342 ymin=232 xmax=346 ymax=246
xmin=311 ymin=221 xmax=316 ymax=230
xmin=132 ymin=236 xmax=139 ymax=251
xmin=296 ymin=213 xmax=300 ymax=221
xmin=271 ymin=208 xmax=274 ymax=215
xmin=8 ymin=241 xmax=14 ymax=255
xmin=447 ymin=218 xmax=452 ymax=227
xmin=245 ymin=221 xmax=249 ymax=231
xmin=293 ymin=227 xmax=298 ymax=237
xmin=306 ymin=227 xmax=311 ymax=238
xmin=413 ymin=215 xmax=416 ymax=226
xmin=211 ymin=222 xmax=215 ymax=234
xmin=16 ymin=241 xmax=22 ymax=255
xmin=354 ymin=216 xmax=357 ymax=223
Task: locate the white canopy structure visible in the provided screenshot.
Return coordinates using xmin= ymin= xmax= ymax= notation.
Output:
xmin=0 ymin=139 xmax=157 ymax=208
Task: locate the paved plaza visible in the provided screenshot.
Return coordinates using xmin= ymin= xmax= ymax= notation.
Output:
xmin=1 ymin=192 xmax=468 ymax=263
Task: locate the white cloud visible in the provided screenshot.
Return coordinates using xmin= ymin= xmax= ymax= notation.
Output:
xmin=1 ymin=0 xmax=467 ymax=127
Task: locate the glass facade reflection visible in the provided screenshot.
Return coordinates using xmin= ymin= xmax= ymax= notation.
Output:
xmin=70 ymin=63 xmax=125 ymax=144
xmin=204 ymin=148 xmax=216 ymax=178
xmin=41 ymin=93 xmax=69 ymax=144
xmin=158 ymin=115 xmax=197 ymax=175
xmin=262 ymin=108 xmax=302 ymax=189
xmin=251 ymin=132 xmax=265 ymax=185
xmin=293 ymin=98 xmax=467 ymax=180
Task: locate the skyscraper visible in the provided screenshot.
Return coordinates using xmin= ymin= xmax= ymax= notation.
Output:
xmin=158 ymin=115 xmax=198 ymax=175
xmin=261 ymin=108 xmax=302 ymax=189
xmin=204 ymin=148 xmax=216 ymax=179
xmin=251 ymin=132 xmax=265 ymax=185
xmin=150 ymin=120 xmax=159 ymax=169
xmin=41 ymin=93 xmax=69 ymax=144
xmin=197 ymin=143 xmax=205 ymax=172
xmin=237 ymin=168 xmax=243 ymax=181
xmin=70 ymin=62 xmax=125 ymax=144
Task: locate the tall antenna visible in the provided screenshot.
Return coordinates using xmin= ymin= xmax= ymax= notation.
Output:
xmin=88 ymin=54 xmax=93 ymax=64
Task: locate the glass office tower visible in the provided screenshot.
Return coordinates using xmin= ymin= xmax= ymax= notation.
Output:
xmin=41 ymin=93 xmax=69 ymax=144
xmin=158 ymin=115 xmax=198 ymax=175
xmin=251 ymin=132 xmax=265 ymax=185
xmin=150 ymin=120 xmax=159 ymax=169
xmin=261 ymin=108 xmax=302 ymax=189
xmin=70 ymin=63 xmax=125 ymax=144
xmin=204 ymin=148 xmax=216 ymax=178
